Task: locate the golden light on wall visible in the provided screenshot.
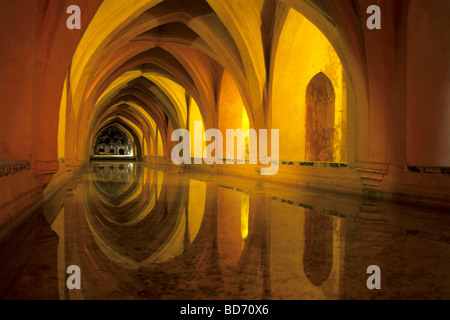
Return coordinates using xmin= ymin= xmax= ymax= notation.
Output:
xmin=189 ymin=97 xmax=206 ymax=159
xmin=271 ymin=8 xmax=347 ymax=163
xmin=58 ymin=76 xmax=68 ymax=160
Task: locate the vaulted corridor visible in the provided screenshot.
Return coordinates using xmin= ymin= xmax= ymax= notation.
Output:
xmin=0 ymin=0 xmax=449 ymax=300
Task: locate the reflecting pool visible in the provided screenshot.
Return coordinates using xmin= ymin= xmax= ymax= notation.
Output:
xmin=1 ymin=162 xmax=449 ymax=300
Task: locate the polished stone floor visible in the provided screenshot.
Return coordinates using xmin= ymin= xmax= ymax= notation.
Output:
xmin=0 ymin=162 xmax=449 ymax=300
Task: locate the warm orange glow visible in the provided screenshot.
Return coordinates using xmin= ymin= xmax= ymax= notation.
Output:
xmin=2 ymin=0 xmax=450 ymax=302
xmin=189 ymin=97 xmax=206 ymax=159
xmin=272 ymin=8 xmax=346 ymax=162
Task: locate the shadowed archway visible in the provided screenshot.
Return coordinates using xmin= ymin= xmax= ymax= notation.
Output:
xmin=305 ymin=72 xmax=336 ymax=162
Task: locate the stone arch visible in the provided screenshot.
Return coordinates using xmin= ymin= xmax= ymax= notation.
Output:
xmin=217 ymin=69 xmax=251 ymax=161
xmin=270 ymin=7 xmax=347 ymax=163
xmin=92 ymin=124 xmax=138 ymax=159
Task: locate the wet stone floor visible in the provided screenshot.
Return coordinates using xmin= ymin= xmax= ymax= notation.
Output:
xmin=0 ymin=162 xmax=449 ymax=300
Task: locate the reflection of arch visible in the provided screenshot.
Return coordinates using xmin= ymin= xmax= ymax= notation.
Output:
xmin=84 ymin=165 xmax=188 ymax=264
xmin=303 ymin=210 xmax=333 ymax=287
xmin=305 ymin=73 xmax=335 ymax=162
xmin=73 ymin=176 xmax=215 ymax=299
xmin=92 ymin=163 xmax=136 ymax=196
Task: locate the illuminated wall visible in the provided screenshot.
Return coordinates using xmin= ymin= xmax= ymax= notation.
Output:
xmin=271 ymin=8 xmax=346 ymax=163
xmin=218 ymin=70 xmax=251 ymax=161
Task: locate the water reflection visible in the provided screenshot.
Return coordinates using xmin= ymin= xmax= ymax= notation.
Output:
xmin=0 ymin=162 xmax=449 ymax=300
xmin=86 ymin=162 xmax=186 ymax=265
xmin=303 ymin=210 xmax=334 ymax=287
xmin=91 ymin=163 xmax=135 ymax=195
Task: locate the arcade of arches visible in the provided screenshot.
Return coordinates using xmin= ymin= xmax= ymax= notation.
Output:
xmin=0 ymin=0 xmax=450 ymax=300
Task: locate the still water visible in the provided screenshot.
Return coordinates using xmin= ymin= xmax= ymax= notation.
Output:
xmin=1 ymin=162 xmax=450 ymax=300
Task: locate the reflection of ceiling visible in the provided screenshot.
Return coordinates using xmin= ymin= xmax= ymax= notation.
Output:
xmin=92 ymin=163 xmax=134 ymax=194
xmin=86 ymin=164 xmax=197 ymax=267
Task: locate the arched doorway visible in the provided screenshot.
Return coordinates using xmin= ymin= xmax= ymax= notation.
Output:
xmin=305 ymin=72 xmax=336 ymax=162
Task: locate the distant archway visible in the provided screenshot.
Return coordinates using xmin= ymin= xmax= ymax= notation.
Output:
xmin=92 ymin=125 xmax=135 ymax=159
xmin=305 ymin=72 xmax=335 ymax=162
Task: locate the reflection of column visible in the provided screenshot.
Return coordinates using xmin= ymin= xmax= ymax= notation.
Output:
xmin=182 ymin=182 xmax=224 ymax=297
xmin=182 ymin=175 xmax=190 ymax=249
xmin=303 ymin=210 xmax=334 ymax=287
xmin=51 ymin=206 xmax=66 ymax=300
xmin=341 ymin=199 xmax=386 ymax=299
xmin=217 ymin=187 xmax=244 ymax=289
xmin=23 ymin=211 xmax=59 ymax=300
xmin=64 ymin=181 xmax=85 ymax=300
xmin=253 ymin=186 xmax=272 ymax=300
xmin=232 ymin=184 xmax=271 ymax=300
xmin=0 ymin=205 xmax=59 ymax=299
